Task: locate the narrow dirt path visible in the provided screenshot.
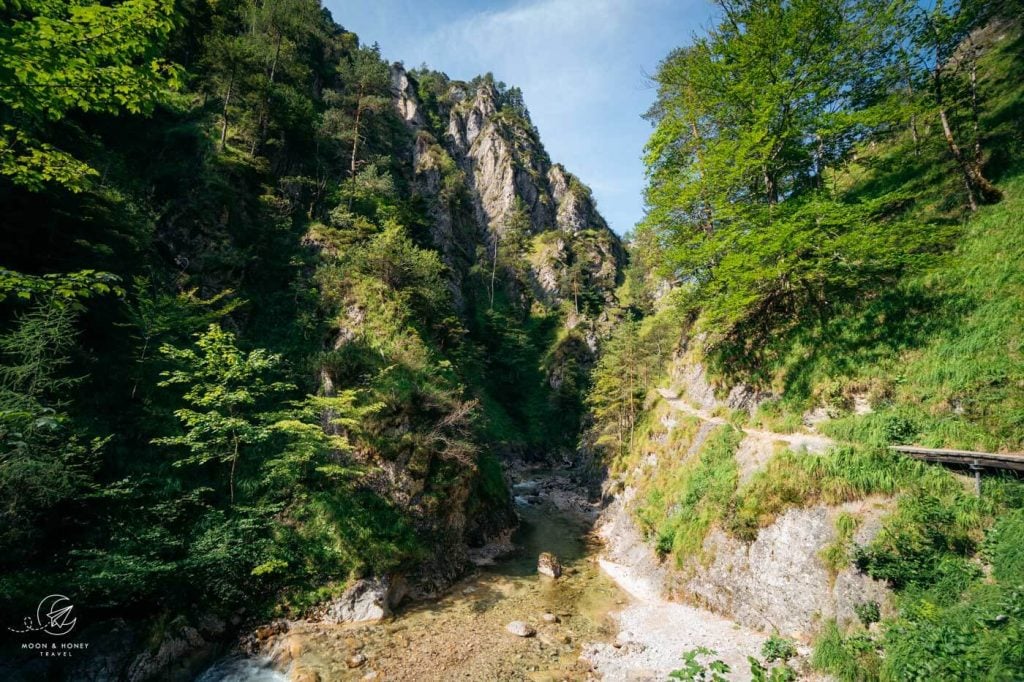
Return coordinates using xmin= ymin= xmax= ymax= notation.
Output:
xmin=582 ymin=487 xmax=767 ymax=680
xmin=577 ymin=388 xmax=839 ymax=679
xmin=656 ymin=388 xmax=833 ymax=454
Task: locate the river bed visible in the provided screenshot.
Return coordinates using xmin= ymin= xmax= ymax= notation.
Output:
xmin=197 ymin=468 xmax=630 ymax=681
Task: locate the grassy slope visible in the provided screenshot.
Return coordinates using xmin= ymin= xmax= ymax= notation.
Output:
xmin=816 ymin=177 xmax=1023 ymax=452
xmin=750 ymin=23 xmax=1024 ymax=454
xmin=612 ymin=19 xmax=1024 ymax=681
xmin=763 ymin=23 xmax=1024 ymax=681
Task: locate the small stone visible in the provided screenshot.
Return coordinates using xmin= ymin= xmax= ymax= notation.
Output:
xmin=346 ymin=653 xmax=367 ymax=668
xmin=537 ymin=552 xmax=562 ymax=578
xmin=255 ymin=620 xmax=286 ymax=640
xmin=361 ymin=672 xmax=380 ymax=681
xmin=506 ymin=621 xmax=536 ymax=637
xmin=541 ymin=613 xmax=559 ymax=623
xmin=289 ymin=668 xmax=320 ymax=682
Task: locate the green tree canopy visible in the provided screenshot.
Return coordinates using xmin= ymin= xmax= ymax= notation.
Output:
xmin=154 ymin=323 xmax=294 ymax=504
xmin=0 ymin=0 xmax=181 ymax=191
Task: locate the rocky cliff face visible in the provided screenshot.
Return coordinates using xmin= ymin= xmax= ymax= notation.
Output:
xmin=393 ymin=64 xmax=624 ymax=325
xmin=600 ymin=352 xmax=894 ymax=640
xmin=682 ymin=504 xmax=892 ymax=637
xmin=307 ymin=66 xmax=625 ymax=599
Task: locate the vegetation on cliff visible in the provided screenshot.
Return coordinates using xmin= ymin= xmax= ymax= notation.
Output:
xmin=3 ymin=0 xmax=1022 ymax=678
xmin=589 ymin=0 xmax=1024 ymax=678
xmin=0 ymin=0 xmax=619 ymax=652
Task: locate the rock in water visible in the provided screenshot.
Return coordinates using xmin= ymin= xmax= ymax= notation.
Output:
xmin=290 ymin=667 xmax=320 ymax=682
xmin=537 ymin=552 xmax=562 ymax=578
xmin=512 ymin=481 xmax=540 ymax=495
xmin=325 ymin=575 xmax=407 ymax=623
xmin=255 ymin=620 xmax=287 ymax=640
xmin=506 ymin=621 xmax=536 ymax=637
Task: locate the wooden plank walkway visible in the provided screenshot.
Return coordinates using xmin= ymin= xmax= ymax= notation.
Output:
xmin=890 ymin=445 xmax=1024 ymax=494
xmin=890 ymin=446 xmax=1024 ymax=472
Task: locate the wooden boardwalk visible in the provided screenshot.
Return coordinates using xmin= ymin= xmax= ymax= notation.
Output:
xmin=890 ymin=445 xmax=1024 ymax=493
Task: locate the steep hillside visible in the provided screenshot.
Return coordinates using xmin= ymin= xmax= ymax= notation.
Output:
xmin=391 ymin=65 xmax=624 ymax=452
xmin=588 ymin=5 xmax=1024 ymax=680
xmin=0 ymin=1 xmax=620 ymax=679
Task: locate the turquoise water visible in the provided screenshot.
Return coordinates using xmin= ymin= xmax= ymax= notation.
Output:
xmin=195 ymin=656 xmax=287 ymax=682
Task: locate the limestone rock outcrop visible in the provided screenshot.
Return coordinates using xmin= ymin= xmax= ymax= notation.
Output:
xmin=325 ymin=575 xmax=408 ymax=624
xmin=682 ymin=506 xmax=892 ymax=636
xmin=390 ymin=63 xmax=624 ymax=325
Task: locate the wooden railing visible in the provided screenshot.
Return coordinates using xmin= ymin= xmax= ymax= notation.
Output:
xmin=890 ymin=445 xmax=1024 ymax=494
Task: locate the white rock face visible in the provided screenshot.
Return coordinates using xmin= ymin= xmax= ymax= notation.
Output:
xmin=670 ymin=360 xmax=721 ymax=411
xmin=685 ymin=506 xmax=892 ymax=636
xmin=389 ymin=64 xmax=623 ymax=323
xmin=391 ymin=64 xmax=425 ymax=127
xmin=325 ymin=576 xmax=407 ymax=624
xmin=548 ymin=163 xmax=609 ymax=235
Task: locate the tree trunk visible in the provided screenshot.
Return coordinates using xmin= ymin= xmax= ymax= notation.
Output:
xmin=229 ymin=438 xmax=239 ymax=505
xmin=967 ymin=36 xmax=982 ymax=165
xmin=489 ymin=231 xmax=499 ymax=309
xmin=627 ymin=359 xmax=635 ymax=453
xmin=347 ymin=89 xmax=364 ymax=209
xmin=763 ymin=166 xmax=777 ymax=205
xmin=130 ymin=337 xmax=149 ymax=400
xmin=689 ymin=115 xmax=714 ymax=234
xmin=813 ymin=134 xmax=825 ymax=190
xmin=572 ymin=275 xmax=579 ymax=316
xmin=251 ymin=31 xmax=283 ymax=156
xmin=934 ymin=53 xmax=1001 ymax=211
xmin=910 ymin=113 xmax=920 ymax=157
xmin=938 ymin=105 xmax=1003 ymax=210
xmin=220 ymin=71 xmax=235 ymax=150
xmin=350 ymin=101 xmax=363 ymax=178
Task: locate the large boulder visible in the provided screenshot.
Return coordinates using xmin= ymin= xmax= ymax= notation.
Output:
xmin=537 ymin=552 xmax=562 ymax=578
xmin=325 ymin=575 xmax=407 ymax=624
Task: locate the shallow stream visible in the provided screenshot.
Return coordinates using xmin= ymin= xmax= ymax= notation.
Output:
xmin=196 ymin=469 xmax=629 ymax=681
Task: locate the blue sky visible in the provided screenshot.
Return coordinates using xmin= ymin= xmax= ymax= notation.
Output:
xmin=325 ymin=0 xmax=717 ymax=235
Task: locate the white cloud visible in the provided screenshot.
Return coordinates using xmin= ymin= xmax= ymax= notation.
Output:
xmin=415 ymin=0 xmax=636 ymax=103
